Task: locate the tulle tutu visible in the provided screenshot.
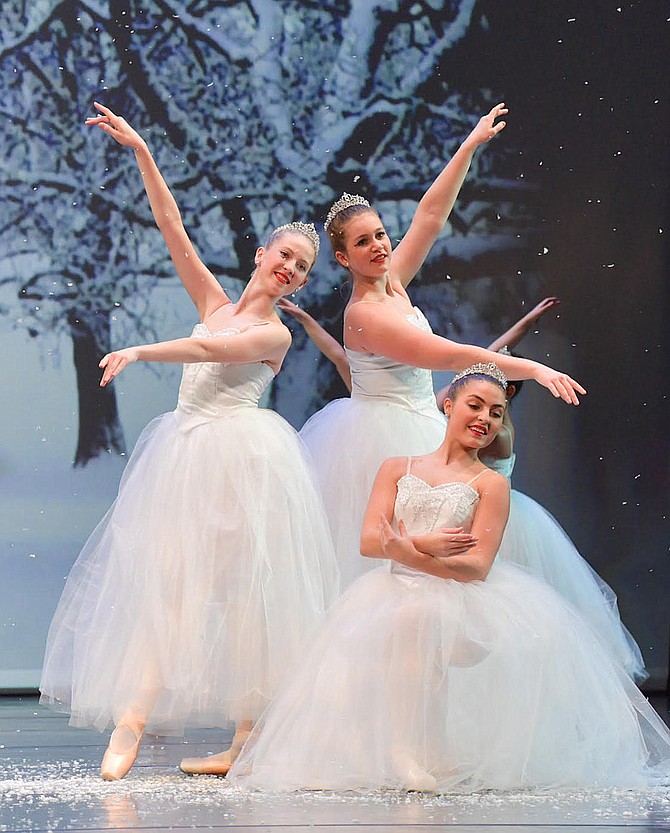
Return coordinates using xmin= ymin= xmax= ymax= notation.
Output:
xmin=300 ymin=398 xmax=445 ymax=587
xmin=40 ymin=407 xmax=339 ymax=734
xmin=230 ymin=561 xmax=670 ymax=793
xmin=498 ymin=489 xmax=646 ymax=680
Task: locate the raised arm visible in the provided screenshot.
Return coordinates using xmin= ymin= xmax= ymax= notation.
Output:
xmin=86 ymin=102 xmax=228 ymax=321
xmin=277 ymin=298 xmax=352 ymax=391
xmin=487 ymin=297 xmax=560 ymax=353
xmin=391 ymin=103 xmax=508 ymax=288
xmin=99 ymin=323 xmax=290 ymax=387
xmin=345 ymin=304 xmax=585 ymax=404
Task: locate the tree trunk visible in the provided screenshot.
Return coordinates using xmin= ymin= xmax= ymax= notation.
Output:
xmin=68 ymin=309 xmax=126 ymax=467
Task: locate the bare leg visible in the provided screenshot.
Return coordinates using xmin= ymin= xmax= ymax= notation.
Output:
xmin=179 ymin=720 xmax=253 ymax=776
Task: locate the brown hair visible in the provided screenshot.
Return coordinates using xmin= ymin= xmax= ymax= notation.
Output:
xmin=325 ymin=205 xmax=380 ymax=257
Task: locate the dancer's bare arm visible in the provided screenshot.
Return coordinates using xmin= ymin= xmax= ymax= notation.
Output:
xmin=86 ymin=102 xmax=228 ymax=321
xmin=278 ymin=299 xmax=351 ymax=390
xmin=345 ymin=304 xmax=585 ymax=404
xmin=391 ymin=103 xmax=507 ymax=288
xmin=99 ymin=323 xmax=290 ymax=386
xmin=488 ymin=297 xmax=560 ymax=353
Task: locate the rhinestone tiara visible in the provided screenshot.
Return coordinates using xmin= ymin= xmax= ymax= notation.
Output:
xmin=450 ymin=362 xmax=508 ymax=390
xmin=272 ymin=221 xmax=320 ymax=256
xmin=324 ymin=193 xmax=371 ymax=230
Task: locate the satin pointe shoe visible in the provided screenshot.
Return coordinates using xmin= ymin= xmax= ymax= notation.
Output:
xmin=180 ymin=730 xmax=250 ymax=776
xmin=393 ymin=750 xmax=438 ymax=792
xmin=100 ymin=724 xmax=143 ymax=781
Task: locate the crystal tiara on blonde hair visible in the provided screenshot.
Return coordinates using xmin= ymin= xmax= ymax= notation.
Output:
xmin=324 ymin=193 xmax=371 ymax=230
xmin=450 ymin=362 xmax=508 ymax=390
xmin=271 ymin=221 xmax=320 ymax=256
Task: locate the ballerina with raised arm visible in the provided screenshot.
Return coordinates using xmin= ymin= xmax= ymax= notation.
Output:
xmin=300 ymin=105 xmax=585 ymax=587
xmin=229 ymin=364 xmax=669 ymax=793
xmin=39 ymin=103 xmax=339 ymax=780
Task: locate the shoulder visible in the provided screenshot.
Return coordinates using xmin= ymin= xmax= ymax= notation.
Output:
xmin=375 ymin=455 xmax=409 ymax=482
xmin=476 ymin=468 xmax=510 ymax=498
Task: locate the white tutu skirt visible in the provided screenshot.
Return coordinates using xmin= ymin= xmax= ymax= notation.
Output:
xmin=40 ymin=408 xmax=339 ymax=734
xmin=230 ymin=562 xmax=670 ymax=792
xmin=300 ymin=398 xmax=446 ymax=587
xmin=498 ymin=490 xmax=646 ymax=681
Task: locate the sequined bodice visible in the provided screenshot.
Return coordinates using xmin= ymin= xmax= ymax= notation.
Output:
xmin=175 ymin=324 xmax=274 ymax=432
xmin=345 ymin=307 xmax=440 ymax=416
xmin=390 ymin=474 xmax=480 ymax=580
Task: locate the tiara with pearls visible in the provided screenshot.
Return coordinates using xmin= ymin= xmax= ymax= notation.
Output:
xmin=450 ymin=362 xmax=508 ymax=390
xmin=272 ymin=221 xmax=320 ymax=256
xmin=324 ymin=193 xmax=371 ymax=230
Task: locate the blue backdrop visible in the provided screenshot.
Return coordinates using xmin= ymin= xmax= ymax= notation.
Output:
xmin=1 ymin=0 xmax=668 ymax=689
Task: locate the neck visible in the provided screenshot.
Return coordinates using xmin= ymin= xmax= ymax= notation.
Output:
xmin=235 ymin=279 xmax=278 ymax=318
xmin=351 ymin=270 xmax=394 ymax=299
xmin=437 ymin=435 xmax=480 ymax=468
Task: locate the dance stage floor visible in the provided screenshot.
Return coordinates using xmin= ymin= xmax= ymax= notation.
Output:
xmin=1 ymin=694 xmax=669 ymax=833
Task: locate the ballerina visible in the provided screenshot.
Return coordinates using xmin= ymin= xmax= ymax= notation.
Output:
xmin=300 ymin=104 xmax=585 ymax=587
xmin=282 ymin=289 xmax=646 ymax=680
xmin=229 ymin=364 xmax=670 ymax=792
xmin=39 ymin=103 xmax=339 ymax=780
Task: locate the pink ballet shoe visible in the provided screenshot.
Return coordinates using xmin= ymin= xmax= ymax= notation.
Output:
xmin=393 ymin=750 xmax=438 ymax=792
xmin=101 ymin=724 xmax=143 ymax=781
xmin=179 ymin=730 xmax=250 ymax=776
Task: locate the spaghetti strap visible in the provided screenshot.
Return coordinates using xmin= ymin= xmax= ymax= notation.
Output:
xmin=465 ymin=469 xmax=488 ymax=488
xmin=405 ymin=457 xmax=413 ymax=475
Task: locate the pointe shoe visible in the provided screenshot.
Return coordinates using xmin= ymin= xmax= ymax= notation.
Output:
xmin=180 ymin=730 xmax=250 ymax=776
xmin=393 ymin=750 xmax=438 ymax=792
xmin=179 ymin=749 xmax=235 ymax=776
xmin=101 ymin=724 xmax=143 ymax=781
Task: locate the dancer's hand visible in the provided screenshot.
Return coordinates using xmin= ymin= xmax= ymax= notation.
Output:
xmin=534 ymin=367 xmax=586 ymax=405
xmin=277 ymin=298 xmax=312 ymax=325
xmin=527 ymin=296 xmax=560 ymax=322
xmin=99 ymin=347 xmax=139 ymax=386
xmin=86 ymin=102 xmax=146 ymax=151
xmin=414 ymin=528 xmax=478 ymax=558
xmin=465 ymin=102 xmax=508 ymax=148
xmin=379 ymin=516 xmax=417 ymax=561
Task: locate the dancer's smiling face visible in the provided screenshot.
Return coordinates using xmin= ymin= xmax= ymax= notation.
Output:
xmin=443 ymin=377 xmax=506 ymax=451
xmin=254 ymin=232 xmax=315 ymax=297
xmin=333 ymin=211 xmax=392 ymax=277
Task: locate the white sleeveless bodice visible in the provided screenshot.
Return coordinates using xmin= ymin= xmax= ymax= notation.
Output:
xmin=175 ymin=324 xmax=274 ymax=431
xmin=345 ymin=308 xmax=439 ymax=416
xmin=390 ymin=468 xmax=482 ymax=581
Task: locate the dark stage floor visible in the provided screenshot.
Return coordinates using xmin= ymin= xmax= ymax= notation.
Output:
xmin=1 ymin=694 xmax=669 ymax=833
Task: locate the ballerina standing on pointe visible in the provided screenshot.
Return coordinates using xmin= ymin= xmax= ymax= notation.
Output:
xmin=229 ymin=363 xmax=670 ymax=792
xmin=39 ymin=103 xmax=339 ymax=780
xmin=299 ymin=103 xmax=586 ymax=589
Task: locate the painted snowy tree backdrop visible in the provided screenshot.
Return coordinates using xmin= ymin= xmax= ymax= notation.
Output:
xmin=0 ymin=0 xmax=532 ymax=463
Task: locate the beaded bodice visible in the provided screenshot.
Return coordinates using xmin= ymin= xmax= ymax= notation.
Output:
xmin=390 ymin=471 xmax=481 ymax=580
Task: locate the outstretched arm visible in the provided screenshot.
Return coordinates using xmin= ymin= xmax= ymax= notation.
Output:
xmin=99 ymin=323 xmax=290 ymax=386
xmin=346 ymin=304 xmax=585 ymax=404
xmin=86 ymin=102 xmax=228 ymax=322
xmin=391 ymin=103 xmax=507 ymax=288
xmin=488 ymin=297 xmax=560 ymax=353
xmin=277 ymin=298 xmax=352 ymax=391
